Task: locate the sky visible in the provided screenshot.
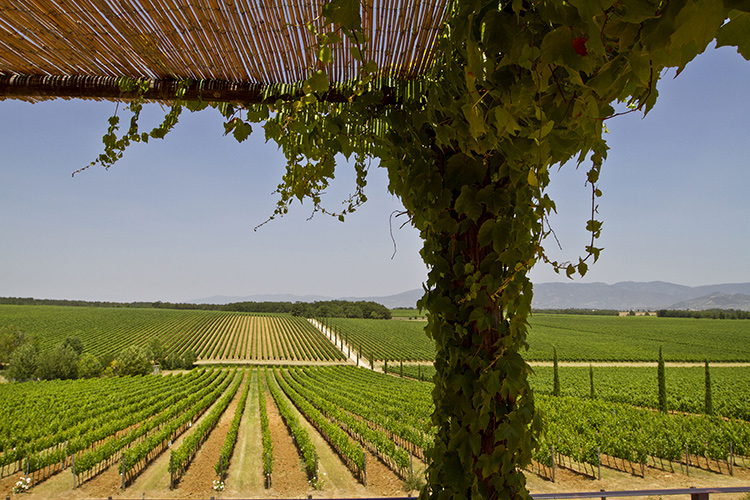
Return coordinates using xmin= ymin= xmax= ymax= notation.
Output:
xmin=1 ymin=45 xmax=749 ymax=303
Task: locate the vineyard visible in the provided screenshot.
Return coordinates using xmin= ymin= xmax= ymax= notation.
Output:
xmin=525 ymin=314 xmax=750 ymax=362
xmin=321 ymin=317 xmax=435 ymax=361
xmin=0 ymin=305 xmax=345 ymax=363
xmin=399 ymin=363 xmax=750 ymax=422
xmin=1 ymin=306 xmax=750 ymax=498
xmin=314 ymin=314 xmax=750 ymax=363
xmin=530 ymin=365 xmax=750 ymax=421
xmin=3 ymin=305 xmax=750 ymax=364
xmin=1 ymin=365 xmax=749 ymax=499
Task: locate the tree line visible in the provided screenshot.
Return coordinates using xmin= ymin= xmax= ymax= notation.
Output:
xmin=656 ymin=309 xmax=750 ymax=320
xmin=533 ymin=309 xmax=619 ymax=316
xmin=0 ymin=296 xmax=392 ymax=318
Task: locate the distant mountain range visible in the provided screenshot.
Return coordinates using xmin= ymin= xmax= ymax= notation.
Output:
xmin=532 ymin=281 xmax=750 ymax=311
xmin=192 ymin=282 xmax=750 ymax=311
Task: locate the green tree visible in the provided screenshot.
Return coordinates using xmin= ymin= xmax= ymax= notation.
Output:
xmin=35 ymin=344 xmax=79 ymax=380
xmin=98 ymin=352 xmax=115 ymax=371
xmin=78 ymin=352 xmax=103 ymax=378
xmin=117 ymin=346 xmax=151 ymax=376
xmin=165 ymin=352 xmax=183 ymax=370
xmin=589 ymin=364 xmax=595 ymax=399
xmin=8 ymin=343 xmax=38 ymax=382
xmin=147 ymin=337 xmax=167 ymax=365
xmin=61 ymin=336 xmax=84 ymax=357
xmin=658 ymin=346 xmax=667 ymax=413
xmin=0 ymin=326 xmax=36 ymax=366
xmin=181 ymin=349 xmax=198 ymax=369
xmin=0 ymin=325 xmax=21 ymax=365
xmin=81 ymin=1 xmax=750 ymax=497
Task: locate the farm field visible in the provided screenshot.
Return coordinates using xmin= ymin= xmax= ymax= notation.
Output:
xmin=3 ymin=304 xmax=750 ymax=498
xmin=400 ymin=363 xmax=750 ymax=421
xmin=321 ymin=317 xmax=435 ymax=362
xmin=0 ymin=305 xmax=344 ymax=363
xmin=312 ymin=314 xmax=750 ymax=363
xmin=530 ymin=365 xmax=750 ymax=421
xmin=525 ymin=314 xmax=750 ymax=362
xmin=2 ymin=366 xmax=750 ymax=499
xmin=3 ymin=305 xmax=750 ymax=363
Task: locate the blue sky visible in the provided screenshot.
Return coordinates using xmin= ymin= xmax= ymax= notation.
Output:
xmin=1 ymin=45 xmax=748 ymax=303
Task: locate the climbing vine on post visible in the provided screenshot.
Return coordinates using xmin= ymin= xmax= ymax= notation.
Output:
xmin=88 ymin=1 xmax=749 ymax=499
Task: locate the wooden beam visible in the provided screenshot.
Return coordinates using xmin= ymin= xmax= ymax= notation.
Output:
xmin=0 ymin=74 xmax=357 ymax=104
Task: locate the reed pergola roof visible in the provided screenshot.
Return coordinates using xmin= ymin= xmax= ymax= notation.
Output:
xmin=0 ymin=0 xmax=448 ymax=103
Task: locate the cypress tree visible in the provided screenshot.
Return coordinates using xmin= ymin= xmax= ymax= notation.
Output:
xmin=589 ymin=364 xmax=595 ymax=399
xmin=705 ymin=359 xmax=713 ymax=416
xmin=658 ymin=346 xmax=667 ymax=413
xmin=384 ymin=359 xmax=388 ymax=374
xmin=400 ymin=359 xmax=404 ymax=378
xmin=552 ymin=346 xmax=560 ymax=397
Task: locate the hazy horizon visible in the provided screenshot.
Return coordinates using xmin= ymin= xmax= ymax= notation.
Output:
xmin=2 ymin=45 xmax=749 ymax=303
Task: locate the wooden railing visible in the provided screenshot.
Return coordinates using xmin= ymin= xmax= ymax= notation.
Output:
xmin=10 ymin=486 xmax=749 ymax=500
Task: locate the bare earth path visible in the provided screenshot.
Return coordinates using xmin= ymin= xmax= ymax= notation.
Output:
xmin=223 ymin=368 xmax=263 ymax=498
xmin=170 ymin=371 xmax=249 ymax=498
xmin=264 ymin=378 xmax=316 ymax=498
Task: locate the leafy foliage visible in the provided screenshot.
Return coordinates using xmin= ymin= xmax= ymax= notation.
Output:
xmin=8 ymin=343 xmax=38 ymax=382
xmin=116 ymin=345 xmax=151 ymax=377
xmin=35 ymin=344 xmax=79 ymax=380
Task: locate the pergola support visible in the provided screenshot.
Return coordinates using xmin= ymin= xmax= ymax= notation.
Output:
xmin=0 ymin=74 xmax=354 ymax=104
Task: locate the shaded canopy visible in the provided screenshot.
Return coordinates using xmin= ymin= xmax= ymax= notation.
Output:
xmin=0 ymin=0 xmax=447 ymax=102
